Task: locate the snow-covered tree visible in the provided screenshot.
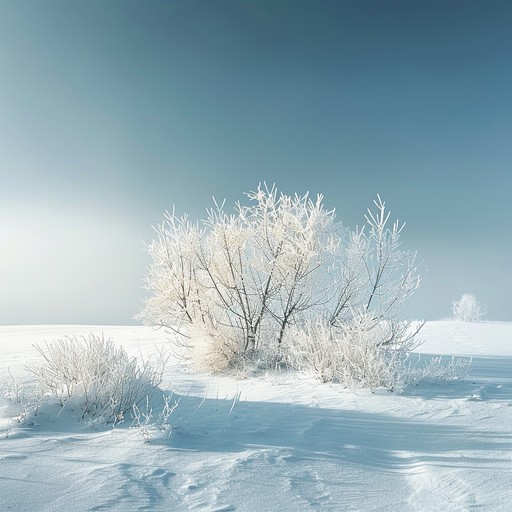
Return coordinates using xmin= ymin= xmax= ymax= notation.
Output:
xmin=140 ymin=185 xmax=338 ymax=369
xmin=325 ymin=196 xmax=421 ymax=341
xmin=452 ymin=293 xmax=484 ymax=322
xmin=139 ymin=185 xmax=422 ymax=386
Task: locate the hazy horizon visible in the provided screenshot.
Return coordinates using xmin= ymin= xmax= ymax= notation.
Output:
xmin=1 ymin=0 xmax=511 ymax=324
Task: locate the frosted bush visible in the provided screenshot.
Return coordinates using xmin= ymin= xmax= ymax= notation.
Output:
xmin=139 ymin=185 xmax=422 ymax=384
xmin=286 ymin=311 xmax=422 ymax=390
xmin=130 ymin=393 xmax=180 ymax=442
xmin=452 ymin=293 xmax=485 ymax=322
xmin=286 ymin=314 xmax=469 ymax=391
xmin=1 ymin=374 xmax=43 ymax=436
xmin=393 ymin=354 xmax=472 ymax=391
xmin=28 ymin=334 xmax=166 ymax=422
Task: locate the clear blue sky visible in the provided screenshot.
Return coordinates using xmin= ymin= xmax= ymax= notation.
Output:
xmin=1 ymin=0 xmax=511 ymax=324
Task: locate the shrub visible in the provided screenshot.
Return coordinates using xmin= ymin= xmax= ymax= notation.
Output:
xmin=452 ymin=293 xmax=485 ymax=322
xmin=27 ymin=334 xmax=165 ymax=422
xmin=139 ymin=185 xmax=422 ymax=387
xmin=285 ymin=311 xmax=423 ymax=390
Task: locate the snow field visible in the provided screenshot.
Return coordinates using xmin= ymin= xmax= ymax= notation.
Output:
xmin=1 ymin=322 xmax=512 ymax=511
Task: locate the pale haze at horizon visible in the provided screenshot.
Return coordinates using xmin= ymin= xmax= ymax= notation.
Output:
xmin=1 ymin=0 xmax=511 ymax=325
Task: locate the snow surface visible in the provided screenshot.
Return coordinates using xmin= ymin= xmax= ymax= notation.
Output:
xmin=1 ymin=321 xmax=511 ymax=511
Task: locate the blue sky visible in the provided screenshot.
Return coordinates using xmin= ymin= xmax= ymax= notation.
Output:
xmin=1 ymin=0 xmax=511 ymax=324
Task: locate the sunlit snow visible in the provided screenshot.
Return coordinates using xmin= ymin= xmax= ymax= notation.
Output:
xmin=1 ymin=322 xmax=511 ymax=511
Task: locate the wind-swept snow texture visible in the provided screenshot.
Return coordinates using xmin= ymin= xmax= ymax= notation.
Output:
xmin=1 ymin=322 xmax=511 ymax=511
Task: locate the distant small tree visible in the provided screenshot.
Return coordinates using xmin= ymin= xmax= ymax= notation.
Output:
xmin=452 ymin=293 xmax=484 ymax=322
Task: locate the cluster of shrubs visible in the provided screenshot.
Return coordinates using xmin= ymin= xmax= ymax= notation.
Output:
xmin=2 ymin=187 xmax=473 ymax=437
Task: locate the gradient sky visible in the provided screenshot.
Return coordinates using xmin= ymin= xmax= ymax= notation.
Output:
xmin=1 ymin=0 xmax=511 ymax=324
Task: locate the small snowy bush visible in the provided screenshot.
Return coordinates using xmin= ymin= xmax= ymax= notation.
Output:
xmin=1 ymin=374 xmax=43 ymax=436
xmin=286 ymin=311 xmax=423 ymax=390
xmin=130 ymin=393 xmax=180 ymax=442
xmin=393 ymin=354 xmax=471 ymax=391
xmin=452 ymin=293 xmax=485 ymax=322
xmin=28 ymin=334 xmax=165 ymax=422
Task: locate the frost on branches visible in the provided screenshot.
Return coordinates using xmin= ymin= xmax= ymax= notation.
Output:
xmin=139 ymin=185 xmax=423 ymax=389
